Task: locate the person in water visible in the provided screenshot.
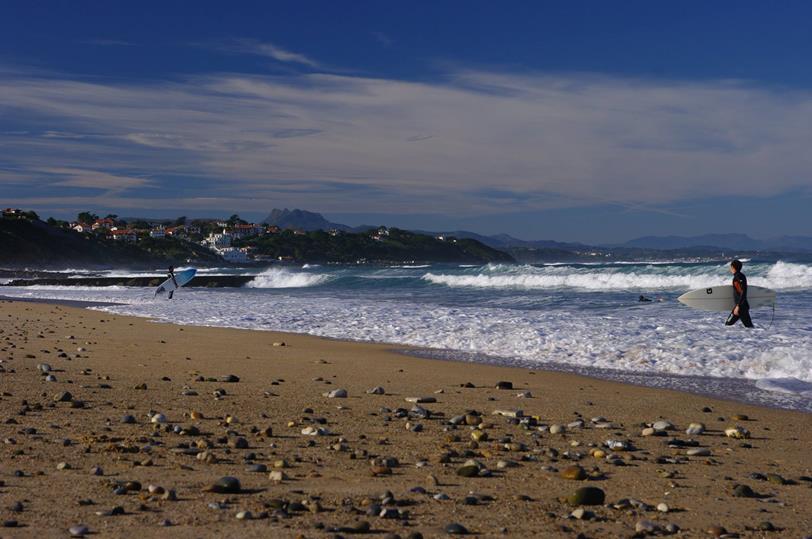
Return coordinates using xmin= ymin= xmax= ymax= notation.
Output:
xmin=167 ymin=266 xmax=178 ymax=300
xmin=725 ymin=259 xmax=753 ymax=328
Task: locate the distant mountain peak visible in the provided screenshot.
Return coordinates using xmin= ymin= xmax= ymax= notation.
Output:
xmin=263 ymin=208 xmax=350 ymax=231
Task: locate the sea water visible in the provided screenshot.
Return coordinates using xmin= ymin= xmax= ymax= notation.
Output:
xmin=4 ymin=258 xmax=812 ymax=411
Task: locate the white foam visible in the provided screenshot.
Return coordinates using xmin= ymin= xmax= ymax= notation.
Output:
xmin=424 ymin=261 xmax=812 ymax=291
xmin=4 ymin=261 xmax=811 ymax=395
xmin=245 ymin=268 xmax=330 ymax=288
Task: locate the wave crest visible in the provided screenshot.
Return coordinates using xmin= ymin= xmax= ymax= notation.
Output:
xmin=424 ymin=261 xmax=812 ymax=290
xmin=246 ymin=268 xmax=330 ymax=289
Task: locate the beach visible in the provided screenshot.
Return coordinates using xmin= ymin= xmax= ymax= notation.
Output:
xmin=0 ymin=299 xmax=810 ymax=537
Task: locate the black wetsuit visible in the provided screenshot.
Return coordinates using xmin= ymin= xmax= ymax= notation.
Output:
xmin=168 ymin=269 xmax=177 ymax=300
xmin=725 ymin=271 xmax=753 ymax=327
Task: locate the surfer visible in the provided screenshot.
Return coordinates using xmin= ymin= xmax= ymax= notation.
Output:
xmin=638 ymin=295 xmax=653 ymax=302
xmin=167 ymin=266 xmax=178 ymax=300
xmin=725 ymin=259 xmax=753 ymax=328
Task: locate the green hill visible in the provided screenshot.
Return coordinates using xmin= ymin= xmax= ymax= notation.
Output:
xmin=239 ymin=228 xmax=514 ymax=264
xmin=0 ymin=218 xmax=220 ymax=268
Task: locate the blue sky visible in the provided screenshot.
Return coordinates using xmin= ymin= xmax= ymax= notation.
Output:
xmin=2 ymin=1 xmax=811 ymax=242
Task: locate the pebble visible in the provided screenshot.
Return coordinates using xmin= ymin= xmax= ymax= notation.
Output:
xmin=657 ymin=502 xmax=670 ymax=513
xmin=236 ymin=510 xmax=252 ymax=520
xmin=635 ymin=519 xmax=658 ymax=533
xmin=445 ymin=522 xmax=469 ymax=534
xmin=686 ymin=448 xmax=711 ymax=457
xmin=57 ymin=462 xmax=71 ymax=470
xmin=652 ymin=420 xmax=674 ymax=431
xmin=324 ymin=388 xmax=348 ymax=398
xmin=69 ymin=525 xmax=89 ymax=537
xmin=269 ymin=470 xmax=287 ymax=482
xmin=560 ymin=465 xmax=587 ymax=480
xmin=220 ymin=374 xmax=240 ymax=383
xmin=549 ymin=424 xmax=565 ymax=434
xmin=707 ymin=525 xmax=727 ymax=537
xmin=227 ymin=437 xmax=249 ymax=449
xmin=604 ymin=439 xmax=630 ymax=451
xmin=686 ymin=422 xmax=706 ymax=435
xmin=301 ymin=426 xmax=331 ymax=436
xmin=766 ymin=473 xmax=788 ymax=485
xmin=732 ymin=484 xmax=757 ymax=498
xmin=54 ymin=391 xmax=73 ymax=402
xmin=150 ymin=413 xmax=167 ymax=424
xmin=205 ymin=476 xmax=241 ymax=494
xmin=367 ymin=386 xmax=385 ymax=395
xmin=246 ymin=464 xmax=267 ymax=473
xmin=405 ymin=396 xmax=436 ymax=403
xmin=725 ymin=425 xmax=750 ymax=439
xmin=567 ymin=487 xmax=605 ymax=506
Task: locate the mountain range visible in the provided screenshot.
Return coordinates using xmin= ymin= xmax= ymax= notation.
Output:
xmin=620 ymin=233 xmax=812 ymax=252
xmin=264 ymin=208 xmax=812 ymax=253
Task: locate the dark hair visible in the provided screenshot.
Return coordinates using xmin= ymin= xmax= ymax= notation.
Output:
xmin=730 ymin=259 xmax=742 ymax=271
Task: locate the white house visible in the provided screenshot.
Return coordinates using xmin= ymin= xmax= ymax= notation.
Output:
xmin=206 ymin=230 xmax=232 ymax=248
xmin=110 ymin=229 xmax=137 ymax=242
xmin=218 ymin=247 xmax=250 ymax=263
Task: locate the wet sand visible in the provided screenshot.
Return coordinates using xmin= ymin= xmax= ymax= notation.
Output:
xmin=1 ymin=300 xmax=810 ymax=537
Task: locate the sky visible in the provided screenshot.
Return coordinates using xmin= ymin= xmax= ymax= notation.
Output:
xmin=1 ymin=1 xmax=812 ymax=243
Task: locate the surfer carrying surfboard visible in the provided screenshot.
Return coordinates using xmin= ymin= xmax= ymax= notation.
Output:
xmin=167 ymin=266 xmax=178 ymax=300
xmin=725 ymin=259 xmax=753 ymax=328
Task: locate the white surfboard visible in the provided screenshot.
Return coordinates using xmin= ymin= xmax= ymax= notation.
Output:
xmin=677 ymin=285 xmax=775 ymax=312
xmin=155 ymin=268 xmax=196 ymax=297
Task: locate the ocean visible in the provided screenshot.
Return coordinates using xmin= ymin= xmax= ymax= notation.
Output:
xmin=3 ymin=257 xmax=812 ymax=411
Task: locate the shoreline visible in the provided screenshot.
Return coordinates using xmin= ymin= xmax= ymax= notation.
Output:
xmin=1 ymin=299 xmax=811 ymax=537
xmin=7 ymin=294 xmax=807 ymax=413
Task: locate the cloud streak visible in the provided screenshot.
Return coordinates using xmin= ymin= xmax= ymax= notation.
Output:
xmin=1 ymin=63 xmax=811 ymax=216
xmin=226 ymin=39 xmax=320 ymax=68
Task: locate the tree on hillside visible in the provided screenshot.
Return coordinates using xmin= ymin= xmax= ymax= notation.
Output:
xmin=77 ymin=212 xmax=99 ymax=224
xmin=130 ymin=220 xmax=150 ymax=230
xmin=228 ymin=214 xmax=246 ymax=226
xmin=174 ymin=216 xmax=187 ymax=226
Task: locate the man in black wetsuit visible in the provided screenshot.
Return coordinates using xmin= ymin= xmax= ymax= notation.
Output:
xmin=167 ymin=266 xmax=177 ymax=300
xmin=725 ymin=259 xmax=753 ymax=328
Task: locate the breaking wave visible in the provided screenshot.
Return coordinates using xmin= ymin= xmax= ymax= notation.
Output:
xmin=245 ymin=268 xmax=331 ymax=289
xmin=423 ymin=261 xmax=812 ymax=291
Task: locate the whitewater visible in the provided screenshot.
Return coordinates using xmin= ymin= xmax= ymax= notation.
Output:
xmin=4 ymin=259 xmax=812 ymax=410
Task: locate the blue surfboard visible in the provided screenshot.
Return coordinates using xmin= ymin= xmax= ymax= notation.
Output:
xmin=155 ymin=268 xmax=196 ymax=297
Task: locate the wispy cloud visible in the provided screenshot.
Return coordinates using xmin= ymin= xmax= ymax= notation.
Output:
xmin=224 ymin=39 xmax=320 ymax=68
xmin=1 ymin=63 xmax=811 ymax=216
xmin=372 ymin=31 xmax=393 ymax=47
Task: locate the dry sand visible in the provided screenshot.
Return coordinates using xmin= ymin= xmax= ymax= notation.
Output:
xmin=0 ymin=299 xmax=810 ymax=538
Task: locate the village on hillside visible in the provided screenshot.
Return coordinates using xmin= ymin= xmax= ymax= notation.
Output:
xmin=2 ymin=208 xmax=399 ymax=264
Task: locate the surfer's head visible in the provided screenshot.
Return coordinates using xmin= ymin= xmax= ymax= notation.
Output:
xmin=168 ymin=265 xmax=174 ymax=272
xmin=730 ymin=259 xmax=742 ymax=273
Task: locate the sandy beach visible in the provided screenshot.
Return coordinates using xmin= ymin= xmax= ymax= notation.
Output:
xmin=1 ymin=299 xmax=810 ymax=538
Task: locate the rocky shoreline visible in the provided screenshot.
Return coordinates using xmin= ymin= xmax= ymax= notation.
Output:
xmin=1 ymin=300 xmax=810 ymax=537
